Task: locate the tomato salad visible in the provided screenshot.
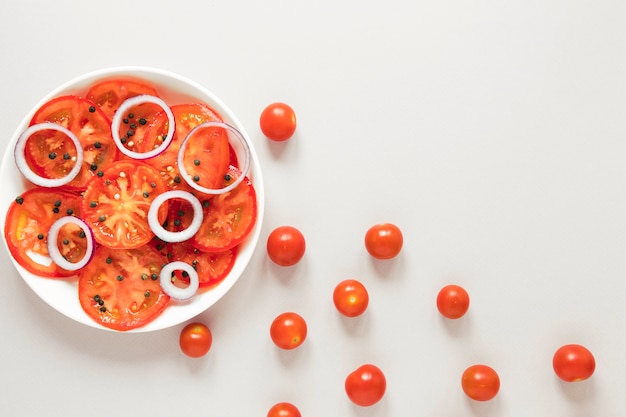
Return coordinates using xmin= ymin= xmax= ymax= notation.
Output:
xmin=4 ymin=78 xmax=258 ymax=331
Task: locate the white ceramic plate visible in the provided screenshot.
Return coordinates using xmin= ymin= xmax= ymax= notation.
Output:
xmin=0 ymin=67 xmax=264 ymax=332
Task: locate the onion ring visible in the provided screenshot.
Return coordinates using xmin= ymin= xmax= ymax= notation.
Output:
xmin=160 ymin=261 xmax=199 ymax=301
xmin=111 ymin=94 xmax=175 ymax=160
xmin=177 ymin=121 xmax=251 ymax=195
xmin=148 ymin=190 xmax=203 ymax=243
xmin=46 ymin=216 xmax=95 ymax=271
xmin=14 ymin=122 xmax=84 ymax=188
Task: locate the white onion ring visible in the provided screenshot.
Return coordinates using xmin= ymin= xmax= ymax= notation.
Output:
xmin=148 ymin=190 xmax=203 ymax=242
xmin=111 ymin=95 xmax=175 ymax=160
xmin=14 ymin=122 xmax=84 ymax=187
xmin=177 ymin=121 xmax=251 ymax=195
xmin=46 ymin=216 xmax=95 ymax=271
xmin=160 ymin=261 xmax=199 ymax=301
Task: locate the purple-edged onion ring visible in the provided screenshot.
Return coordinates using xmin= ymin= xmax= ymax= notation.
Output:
xmin=111 ymin=94 xmax=175 ymax=160
xmin=148 ymin=190 xmax=203 ymax=243
xmin=46 ymin=216 xmax=95 ymax=271
xmin=160 ymin=261 xmax=199 ymax=301
xmin=14 ymin=122 xmax=84 ymax=188
xmin=177 ymin=121 xmax=251 ymax=195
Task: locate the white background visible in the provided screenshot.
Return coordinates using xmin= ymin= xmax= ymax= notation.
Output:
xmin=1 ymin=0 xmax=625 ymax=415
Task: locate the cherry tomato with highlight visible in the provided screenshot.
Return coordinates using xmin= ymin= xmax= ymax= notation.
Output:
xmin=364 ymin=223 xmax=403 ymax=259
xmin=552 ymin=344 xmax=595 ymax=382
xmin=179 ymin=322 xmax=213 ymax=358
xmin=267 ymin=402 xmax=301 ymax=417
xmin=461 ymin=364 xmax=500 ymax=401
xmin=333 ymin=279 xmax=369 ymax=317
xmin=436 ymin=284 xmax=470 ymax=319
xmin=345 ymin=364 xmax=386 ymax=407
xmin=270 ymin=312 xmax=307 ymax=350
xmin=267 ymin=226 xmax=306 ymax=266
xmin=260 ymin=102 xmax=296 ymax=141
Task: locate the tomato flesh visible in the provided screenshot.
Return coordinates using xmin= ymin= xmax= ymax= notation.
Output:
xmin=86 ymin=78 xmax=159 ymax=120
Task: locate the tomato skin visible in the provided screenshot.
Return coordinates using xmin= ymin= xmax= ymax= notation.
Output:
xmin=461 ymin=364 xmax=500 ymax=401
xmin=179 ymin=322 xmax=213 ymax=358
xmin=364 ymin=223 xmax=403 ymax=259
xmin=345 ymin=364 xmax=386 ymax=407
xmin=436 ymin=284 xmax=470 ymax=319
xmin=266 ymin=226 xmax=306 ymax=266
xmin=552 ymin=344 xmax=595 ymax=382
xmin=270 ymin=312 xmax=307 ymax=350
xmin=333 ymin=279 xmax=369 ymax=317
xmin=260 ymin=102 xmax=297 ymax=141
xmin=267 ymin=402 xmax=301 ymax=417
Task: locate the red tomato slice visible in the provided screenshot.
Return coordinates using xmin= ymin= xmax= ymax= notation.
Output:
xmin=81 ymin=160 xmax=169 ymax=249
xmin=168 ymin=241 xmax=237 ymax=289
xmin=141 ymin=103 xmax=229 ymax=191
xmin=4 ymin=188 xmax=83 ymax=277
xmin=28 ymin=95 xmax=118 ymax=190
xmin=192 ymin=168 xmax=257 ymax=252
xmin=85 ymin=78 xmax=159 ymax=120
xmin=78 ymin=245 xmax=170 ymax=331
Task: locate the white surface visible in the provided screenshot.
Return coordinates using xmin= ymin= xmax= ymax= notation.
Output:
xmin=1 ymin=0 xmax=625 ymax=415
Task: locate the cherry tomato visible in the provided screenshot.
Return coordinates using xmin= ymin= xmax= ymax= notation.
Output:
xmin=552 ymin=344 xmax=595 ymax=382
xmin=179 ymin=322 xmax=213 ymax=358
xmin=436 ymin=284 xmax=470 ymax=319
xmin=333 ymin=279 xmax=369 ymax=317
xmin=266 ymin=226 xmax=306 ymax=266
xmin=270 ymin=312 xmax=307 ymax=350
xmin=77 ymin=245 xmax=170 ymax=331
xmin=461 ymin=364 xmax=500 ymax=401
xmin=364 ymin=223 xmax=403 ymax=259
xmin=260 ymin=102 xmax=296 ymax=141
xmin=267 ymin=402 xmax=301 ymax=417
xmin=345 ymin=364 xmax=386 ymax=407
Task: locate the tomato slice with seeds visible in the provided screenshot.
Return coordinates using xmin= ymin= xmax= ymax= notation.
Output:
xmin=3 ymin=187 xmax=83 ymax=277
xmin=28 ymin=95 xmax=118 ymax=190
xmin=85 ymin=78 xmax=159 ymax=120
xmin=81 ymin=160 xmax=169 ymax=249
xmin=167 ymin=241 xmax=237 ymax=289
xmin=192 ymin=168 xmax=257 ymax=252
xmin=78 ymin=245 xmax=170 ymax=331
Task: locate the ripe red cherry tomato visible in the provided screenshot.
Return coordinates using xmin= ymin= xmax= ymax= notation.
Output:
xmin=270 ymin=312 xmax=307 ymax=350
xmin=461 ymin=364 xmax=500 ymax=401
xmin=260 ymin=102 xmax=296 ymax=141
xmin=345 ymin=364 xmax=386 ymax=407
xmin=267 ymin=226 xmax=306 ymax=266
xmin=436 ymin=284 xmax=470 ymax=319
xmin=333 ymin=279 xmax=369 ymax=317
xmin=179 ymin=322 xmax=213 ymax=358
xmin=267 ymin=402 xmax=301 ymax=417
xmin=364 ymin=223 xmax=403 ymax=259
xmin=553 ymin=344 xmax=595 ymax=382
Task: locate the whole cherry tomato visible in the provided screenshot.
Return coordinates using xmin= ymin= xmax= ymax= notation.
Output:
xmin=461 ymin=364 xmax=500 ymax=401
xmin=270 ymin=312 xmax=307 ymax=350
xmin=260 ymin=102 xmax=297 ymax=141
xmin=179 ymin=322 xmax=213 ymax=358
xmin=267 ymin=226 xmax=306 ymax=266
xmin=364 ymin=223 xmax=403 ymax=259
xmin=552 ymin=344 xmax=595 ymax=382
xmin=333 ymin=279 xmax=369 ymax=317
xmin=267 ymin=402 xmax=301 ymax=417
xmin=345 ymin=364 xmax=386 ymax=407
xmin=436 ymin=284 xmax=470 ymax=319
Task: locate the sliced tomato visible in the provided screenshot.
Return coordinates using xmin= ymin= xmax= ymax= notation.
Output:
xmin=192 ymin=168 xmax=257 ymax=252
xmin=142 ymin=103 xmax=229 ymax=191
xmin=81 ymin=160 xmax=168 ymax=249
xmin=28 ymin=95 xmax=118 ymax=190
xmin=167 ymin=241 xmax=236 ymax=289
xmin=4 ymin=187 xmax=83 ymax=277
xmin=85 ymin=78 xmax=159 ymax=120
xmin=78 ymin=245 xmax=170 ymax=331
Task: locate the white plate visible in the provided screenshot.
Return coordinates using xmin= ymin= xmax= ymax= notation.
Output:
xmin=0 ymin=67 xmax=264 ymax=332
